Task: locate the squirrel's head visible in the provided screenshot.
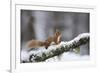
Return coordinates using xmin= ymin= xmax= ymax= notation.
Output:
xmin=55 ymin=31 xmax=61 ymax=36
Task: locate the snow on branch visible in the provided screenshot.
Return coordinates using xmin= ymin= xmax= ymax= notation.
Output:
xmin=28 ymin=33 xmax=90 ymax=62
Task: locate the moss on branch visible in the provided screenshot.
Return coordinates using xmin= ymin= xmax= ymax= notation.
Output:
xmin=28 ymin=33 xmax=90 ymax=62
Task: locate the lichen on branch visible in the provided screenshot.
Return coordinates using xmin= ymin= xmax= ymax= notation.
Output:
xmin=28 ymin=33 xmax=90 ymax=62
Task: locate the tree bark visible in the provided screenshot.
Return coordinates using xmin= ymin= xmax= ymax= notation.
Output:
xmin=28 ymin=33 xmax=90 ymax=62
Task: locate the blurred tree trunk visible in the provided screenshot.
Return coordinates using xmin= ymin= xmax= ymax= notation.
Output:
xmin=21 ymin=10 xmax=35 ymax=50
xmin=76 ymin=13 xmax=89 ymax=55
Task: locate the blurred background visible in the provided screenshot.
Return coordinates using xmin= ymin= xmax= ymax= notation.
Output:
xmin=21 ymin=10 xmax=90 ymax=62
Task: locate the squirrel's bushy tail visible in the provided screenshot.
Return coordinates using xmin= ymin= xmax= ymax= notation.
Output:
xmin=27 ymin=40 xmax=46 ymax=49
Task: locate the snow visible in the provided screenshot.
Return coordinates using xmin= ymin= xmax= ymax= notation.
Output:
xmin=21 ymin=33 xmax=90 ymax=62
xmin=21 ymin=47 xmax=46 ymax=62
xmin=44 ymin=42 xmax=67 ymax=54
xmin=21 ymin=50 xmax=29 ymax=62
xmin=29 ymin=47 xmax=46 ymax=56
xmin=45 ymin=52 xmax=89 ymax=62
xmin=61 ymin=52 xmax=89 ymax=61
xmin=67 ymin=33 xmax=89 ymax=45
xmin=21 ymin=49 xmax=89 ymax=62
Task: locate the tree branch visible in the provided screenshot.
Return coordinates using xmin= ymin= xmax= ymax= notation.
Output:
xmin=28 ymin=33 xmax=90 ymax=62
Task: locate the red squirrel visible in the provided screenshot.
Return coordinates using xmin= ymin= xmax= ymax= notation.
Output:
xmin=27 ymin=31 xmax=61 ymax=49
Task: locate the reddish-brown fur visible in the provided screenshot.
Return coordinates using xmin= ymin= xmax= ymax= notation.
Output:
xmin=27 ymin=31 xmax=61 ymax=49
